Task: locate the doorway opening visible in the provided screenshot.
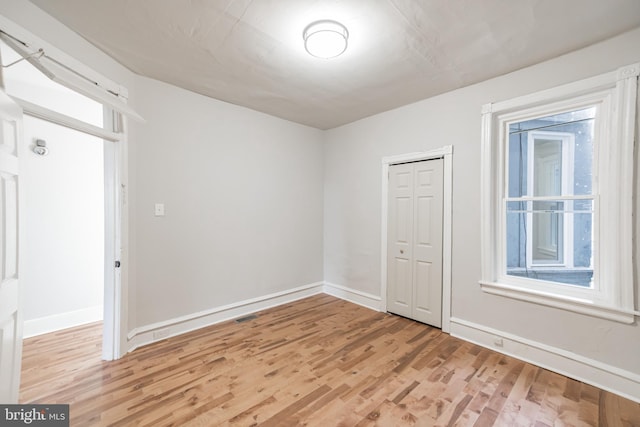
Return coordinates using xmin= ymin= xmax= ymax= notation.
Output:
xmin=0 ymin=36 xmax=122 ymax=360
xmin=21 ymin=115 xmax=105 ymax=338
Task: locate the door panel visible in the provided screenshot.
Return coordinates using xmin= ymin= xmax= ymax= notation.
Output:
xmin=393 ymin=258 xmax=412 ymax=310
xmin=387 ymin=159 xmax=443 ymax=327
xmin=387 ymin=163 xmax=413 ymax=318
xmin=414 ymin=260 xmax=432 ymax=316
xmin=416 ymin=196 xmax=433 ymax=245
xmin=413 ymin=160 xmax=443 ymax=326
xmin=395 ymin=197 xmax=411 ymax=244
xmin=0 ymin=89 xmax=23 ymax=403
xmin=4 ymin=177 xmax=17 ymax=278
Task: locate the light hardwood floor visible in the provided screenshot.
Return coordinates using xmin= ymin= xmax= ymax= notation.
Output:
xmin=20 ymin=294 xmax=640 ymax=426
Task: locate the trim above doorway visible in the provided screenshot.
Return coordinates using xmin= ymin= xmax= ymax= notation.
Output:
xmin=13 ymin=97 xmax=120 ymax=141
xmin=381 ymin=145 xmax=453 ymax=333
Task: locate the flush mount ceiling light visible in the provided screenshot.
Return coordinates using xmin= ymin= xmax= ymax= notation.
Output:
xmin=303 ymin=20 xmax=349 ymax=59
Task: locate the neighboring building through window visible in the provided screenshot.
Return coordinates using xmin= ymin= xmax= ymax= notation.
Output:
xmin=506 ymin=108 xmax=593 ymax=287
xmin=480 ymin=63 xmax=638 ymax=323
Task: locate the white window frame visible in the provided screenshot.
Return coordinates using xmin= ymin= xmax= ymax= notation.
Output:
xmin=480 ymin=63 xmax=639 ymax=324
xmin=525 ymin=130 xmax=575 ymax=269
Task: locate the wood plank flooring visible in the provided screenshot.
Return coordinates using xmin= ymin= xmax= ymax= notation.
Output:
xmin=20 ymin=295 xmax=640 ymax=426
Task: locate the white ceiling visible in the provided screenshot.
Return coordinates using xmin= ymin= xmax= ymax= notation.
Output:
xmin=29 ymin=0 xmax=640 ymax=130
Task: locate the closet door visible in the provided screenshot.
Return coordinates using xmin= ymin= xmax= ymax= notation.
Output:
xmin=387 ymin=159 xmax=443 ymax=328
xmin=387 ymin=163 xmax=414 ymax=318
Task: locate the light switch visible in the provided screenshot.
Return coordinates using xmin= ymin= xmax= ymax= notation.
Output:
xmin=155 ymin=203 xmax=165 ymax=216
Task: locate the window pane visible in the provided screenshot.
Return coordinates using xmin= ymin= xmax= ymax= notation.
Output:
xmin=533 ymin=139 xmax=562 ymax=197
xmin=506 ymin=200 xmax=593 ymax=287
xmin=531 ymin=200 xmax=564 ymax=264
xmin=0 ymin=40 xmax=103 ymax=127
xmin=507 ymin=107 xmax=595 ymax=198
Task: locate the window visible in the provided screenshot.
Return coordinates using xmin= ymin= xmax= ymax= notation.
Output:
xmin=508 ymin=112 xmax=590 ymax=280
xmin=480 ymin=64 xmax=638 ymax=323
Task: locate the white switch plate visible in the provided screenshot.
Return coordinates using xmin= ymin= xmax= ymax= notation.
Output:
xmin=155 ymin=203 xmax=165 ymax=216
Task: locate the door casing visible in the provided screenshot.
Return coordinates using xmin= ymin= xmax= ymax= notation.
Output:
xmin=381 ymin=146 xmax=453 ymax=333
xmin=17 ymin=102 xmax=126 ymax=361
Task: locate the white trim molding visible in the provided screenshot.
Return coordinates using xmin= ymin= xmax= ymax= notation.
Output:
xmin=381 ymin=146 xmax=453 ymax=332
xmin=450 ymin=317 xmax=640 ymax=403
xmin=480 ymin=281 xmax=640 ymax=324
xmin=23 ymin=306 xmax=103 ymax=338
xmin=15 ymin=97 xmax=121 ymax=142
xmin=126 ymin=282 xmax=323 ymax=352
xmin=323 ymin=282 xmax=382 ymax=311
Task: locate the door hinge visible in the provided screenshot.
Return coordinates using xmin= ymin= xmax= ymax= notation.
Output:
xmin=115 ymin=260 xmax=121 ymax=268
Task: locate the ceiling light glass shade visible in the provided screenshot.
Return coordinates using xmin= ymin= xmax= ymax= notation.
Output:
xmin=303 ymin=20 xmax=349 ymax=59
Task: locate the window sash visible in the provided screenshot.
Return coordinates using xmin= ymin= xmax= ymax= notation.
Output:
xmin=500 ymin=102 xmax=599 ymax=292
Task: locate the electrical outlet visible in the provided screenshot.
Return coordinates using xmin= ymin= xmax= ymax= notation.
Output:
xmin=153 ymin=328 xmax=170 ymax=340
xmin=154 ymin=203 xmax=165 ymax=216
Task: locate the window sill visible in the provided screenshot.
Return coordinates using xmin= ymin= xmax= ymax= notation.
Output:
xmin=479 ymin=280 xmax=636 ymax=324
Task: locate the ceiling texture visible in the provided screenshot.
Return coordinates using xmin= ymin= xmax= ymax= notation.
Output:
xmin=28 ymin=0 xmax=640 ymax=129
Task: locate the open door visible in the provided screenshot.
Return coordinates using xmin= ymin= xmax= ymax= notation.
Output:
xmin=0 ymin=87 xmax=23 ymax=402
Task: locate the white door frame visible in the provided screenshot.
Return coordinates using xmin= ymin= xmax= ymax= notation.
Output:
xmin=17 ymin=100 xmax=127 ymax=360
xmin=381 ymin=145 xmax=453 ymax=333
xmin=102 ymin=110 xmax=127 ymax=360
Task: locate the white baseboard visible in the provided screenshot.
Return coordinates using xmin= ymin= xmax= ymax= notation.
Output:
xmin=450 ymin=317 xmax=640 ymax=403
xmin=127 ymin=282 xmax=324 ymax=352
xmin=24 ymin=305 xmax=103 ymax=338
xmin=323 ymin=282 xmax=382 ymax=311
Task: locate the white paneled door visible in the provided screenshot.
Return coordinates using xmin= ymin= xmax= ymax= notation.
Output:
xmin=0 ymin=88 xmax=23 ymax=403
xmin=387 ymin=159 xmax=443 ymax=327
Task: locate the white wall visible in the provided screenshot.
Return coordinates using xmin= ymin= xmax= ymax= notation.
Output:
xmin=324 ymin=28 xmax=640 ymax=379
xmin=21 ymin=115 xmax=104 ymax=336
xmin=130 ymin=76 xmax=324 ymax=328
